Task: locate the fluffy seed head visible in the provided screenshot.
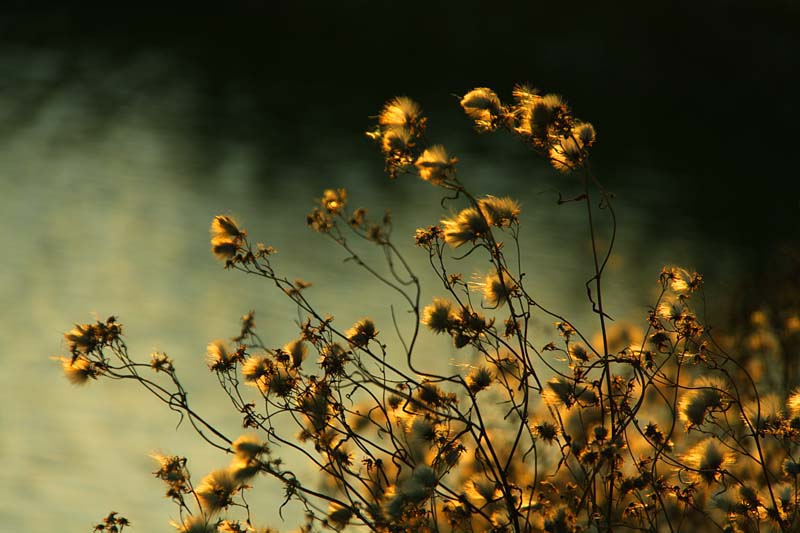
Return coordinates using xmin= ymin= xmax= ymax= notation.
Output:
xmin=478 ymin=196 xmax=520 ymax=227
xmin=284 ymin=339 xmax=307 ymax=368
xmin=60 ymin=355 xmax=101 ymax=385
xmin=788 ymin=388 xmax=800 ymax=418
xmin=211 ymin=236 xmax=239 ymax=261
xmin=381 ymin=126 xmax=413 ymax=154
xmin=466 ymin=366 xmax=494 ymax=393
xmin=683 ymin=438 xmax=733 ymax=483
xmin=207 ymin=340 xmax=237 ymax=371
xmin=441 ymin=207 xmax=489 ymax=247
xmin=171 ymin=515 xmax=215 ymax=533
xmin=473 ymin=270 xmax=517 ymax=307
xmin=232 ymin=434 xmax=269 ymax=462
xmin=242 ymin=355 xmax=272 ymax=382
xmin=573 ymin=122 xmax=596 ymax=146
xmin=421 ymin=298 xmax=456 ymax=333
xmin=679 ymin=377 xmax=727 ymax=428
xmin=195 ymin=468 xmax=240 ymax=513
xmin=414 ymin=145 xmax=456 ymax=185
xmin=327 ymin=503 xmax=354 ymax=530
xmin=210 ymin=215 xmax=244 ymax=240
xmin=345 ymin=318 xmax=378 ymax=347
xmin=460 ymin=87 xmax=503 ymax=131
xmin=379 ymin=96 xmax=422 ymax=128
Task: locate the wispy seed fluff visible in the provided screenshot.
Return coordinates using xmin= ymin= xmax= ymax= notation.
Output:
xmin=478 ymin=196 xmax=520 ymax=227
xmin=345 ymin=318 xmax=378 ymax=347
xmin=379 ymin=96 xmax=422 ymax=128
xmin=460 ymin=87 xmax=504 ymax=131
xmin=466 ymin=366 xmax=494 ymax=393
xmin=683 ymin=438 xmax=733 ymax=483
xmin=440 ymin=207 xmax=489 ymax=247
xmin=211 ymin=215 xmax=244 ymax=240
xmin=206 ymin=339 xmax=237 ymax=371
xmin=59 ymin=355 xmax=101 ymax=385
xmin=574 ymin=122 xmax=596 ymax=147
xmin=242 ymin=355 xmax=272 ymax=382
xmin=414 ymin=145 xmax=456 ymax=185
xmin=530 ymin=93 xmax=566 ymax=130
xmin=742 ymin=393 xmax=784 ymax=431
xmin=210 ymin=215 xmax=244 ymax=261
xmin=283 ymin=338 xmax=307 ymax=369
xmin=327 ymin=503 xmax=354 ymax=530
xmin=788 ymin=388 xmax=800 ymax=418
xmin=232 ymin=434 xmax=270 ymax=462
xmin=171 ymin=515 xmax=216 ymax=533
xmin=472 ymin=270 xmax=517 ymax=307
xmin=381 ymin=126 xmax=413 ymax=154
xmin=549 ymin=137 xmax=584 ymax=173
xmin=195 ymin=468 xmax=240 ymax=513
xmin=679 ymin=377 xmax=727 ymax=428
xmin=421 ymin=298 xmax=456 ymax=333
xmin=230 ymin=434 xmax=269 ymax=482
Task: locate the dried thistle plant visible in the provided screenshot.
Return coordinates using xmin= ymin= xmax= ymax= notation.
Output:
xmin=58 ymin=86 xmax=800 ymax=533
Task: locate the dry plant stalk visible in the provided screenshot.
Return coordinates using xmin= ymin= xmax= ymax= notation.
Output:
xmin=61 ymin=86 xmax=800 ymax=533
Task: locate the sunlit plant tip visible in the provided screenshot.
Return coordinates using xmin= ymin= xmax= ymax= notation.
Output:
xmin=414 ymin=145 xmax=457 ymax=185
xmin=421 ymin=298 xmax=456 ymax=333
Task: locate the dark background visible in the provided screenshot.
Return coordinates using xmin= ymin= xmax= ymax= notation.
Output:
xmin=1 ymin=1 xmax=797 ymax=252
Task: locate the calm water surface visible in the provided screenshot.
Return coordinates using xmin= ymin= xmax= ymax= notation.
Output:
xmin=0 ymin=49 xmax=744 ymax=531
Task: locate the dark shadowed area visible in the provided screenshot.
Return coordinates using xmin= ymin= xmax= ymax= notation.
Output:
xmin=1 ymin=2 xmax=797 ymax=530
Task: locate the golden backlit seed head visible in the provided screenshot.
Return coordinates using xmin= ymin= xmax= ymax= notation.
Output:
xmin=467 ymin=478 xmax=501 ymax=504
xmin=742 ymin=394 xmax=784 ymax=430
xmin=466 ymin=366 xmax=494 ymax=393
xmin=460 ymin=87 xmax=504 ymax=131
xmin=242 ymin=355 xmax=271 ymax=382
xmin=788 ymin=388 xmax=800 ymax=418
xmin=381 ymin=126 xmax=413 ymax=154
xmin=473 ymin=270 xmax=517 ymax=306
xmin=211 ymin=236 xmax=239 ymax=261
xmin=512 ymin=84 xmax=539 ymax=105
xmin=59 ymin=355 xmax=101 ymax=385
xmin=327 ymin=503 xmax=354 ymax=530
xmin=284 ymin=339 xmax=307 ymax=368
xmin=574 ymin=122 xmax=596 ymax=146
xmin=414 ymin=145 xmax=456 ymax=185
xmin=683 ymin=438 xmax=733 ymax=483
xmin=461 ymin=87 xmax=502 ymax=117
xmin=195 ymin=468 xmax=240 ymax=513
xmin=440 ymin=207 xmax=489 ymax=247
xmin=345 ymin=318 xmax=378 ymax=347
xmin=568 ymin=343 xmax=590 ymax=362
xmin=379 ymin=96 xmax=422 ymax=128
xmin=171 ymin=515 xmax=216 ymax=533
xmin=549 ymin=137 xmax=584 ymax=173
xmin=210 ymin=215 xmax=244 ymax=239
xmin=232 ymin=434 xmax=270 ymax=462
xmin=421 ymin=298 xmax=456 ymax=333
xmin=206 ymin=339 xmax=236 ymax=371
xmin=478 ymin=196 xmax=520 ymax=227
xmin=679 ymin=377 xmax=727 ymax=428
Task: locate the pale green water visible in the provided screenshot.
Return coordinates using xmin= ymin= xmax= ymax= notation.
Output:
xmin=0 ymin=48 xmax=742 ymax=531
